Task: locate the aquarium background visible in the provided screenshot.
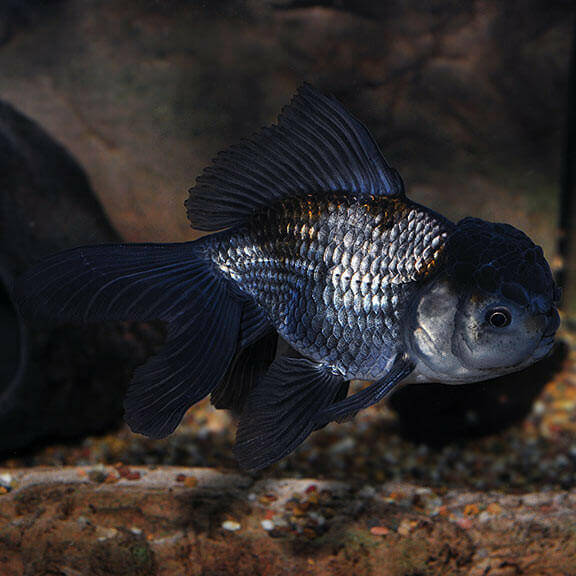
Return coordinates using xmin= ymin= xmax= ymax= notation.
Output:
xmin=0 ymin=1 xmax=576 ymax=574
xmin=0 ymin=0 xmax=571 ymax=252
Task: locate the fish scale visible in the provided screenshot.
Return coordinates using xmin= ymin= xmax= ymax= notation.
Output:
xmin=210 ymin=193 xmax=451 ymax=380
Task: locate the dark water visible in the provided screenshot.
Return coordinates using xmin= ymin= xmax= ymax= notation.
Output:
xmin=0 ymin=281 xmax=19 ymax=388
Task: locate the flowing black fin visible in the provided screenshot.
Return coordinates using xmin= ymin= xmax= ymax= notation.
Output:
xmin=313 ymin=381 xmax=351 ymax=431
xmin=234 ymin=357 xmax=344 ymax=470
xmin=125 ymin=292 xmax=242 ymax=438
xmin=13 ymin=241 xmax=244 ymax=438
xmin=13 ymin=242 xmax=216 ymax=324
xmin=211 ymin=331 xmax=278 ymax=413
xmin=314 ymin=353 xmax=414 ymax=428
xmin=186 ymin=83 xmax=404 ymax=231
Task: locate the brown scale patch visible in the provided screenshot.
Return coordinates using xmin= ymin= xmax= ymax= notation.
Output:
xmin=364 ymin=194 xmax=410 ymax=231
xmin=299 ymin=195 xmax=326 ymax=221
xmin=258 ymin=192 xmax=448 ymax=281
xmin=365 ymin=194 xmax=448 ymax=281
xmin=283 ymin=192 xmax=411 ymax=231
xmin=418 ymin=246 xmax=445 ymax=280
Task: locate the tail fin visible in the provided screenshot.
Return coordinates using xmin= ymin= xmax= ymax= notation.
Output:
xmin=13 ymin=241 xmax=242 ymax=437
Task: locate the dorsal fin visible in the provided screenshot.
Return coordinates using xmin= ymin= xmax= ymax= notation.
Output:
xmin=186 ymin=83 xmax=404 ymax=231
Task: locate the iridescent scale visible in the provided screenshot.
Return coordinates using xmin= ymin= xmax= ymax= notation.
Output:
xmin=212 ymin=194 xmax=452 ymax=380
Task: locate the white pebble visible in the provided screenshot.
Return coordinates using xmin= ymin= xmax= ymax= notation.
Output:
xmin=97 ymin=527 xmax=118 ymax=541
xmin=222 ymin=520 xmax=241 ymax=532
xmin=261 ymin=520 xmax=274 ymax=531
xmin=358 ymin=485 xmax=376 ymax=499
xmin=532 ymin=401 xmax=546 ymax=416
xmin=329 ymin=437 xmax=355 ymax=454
xmin=0 ymin=473 xmax=12 ymax=487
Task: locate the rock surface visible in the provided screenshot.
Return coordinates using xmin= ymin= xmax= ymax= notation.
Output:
xmin=0 ymin=98 xmax=117 ymax=274
xmin=0 ymin=467 xmax=575 ymax=575
xmin=0 ymin=99 xmax=162 ymax=453
xmin=0 ymin=0 xmax=571 ymax=256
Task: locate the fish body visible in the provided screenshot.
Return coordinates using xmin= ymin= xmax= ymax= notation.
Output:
xmin=207 ymin=194 xmax=451 ymax=382
xmin=14 ymin=85 xmax=560 ymax=469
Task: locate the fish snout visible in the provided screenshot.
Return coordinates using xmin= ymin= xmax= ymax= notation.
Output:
xmin=528 ymin=291 xmax=560 ymax=338
xmin=542 ymin=307 xmax=560 ymax=340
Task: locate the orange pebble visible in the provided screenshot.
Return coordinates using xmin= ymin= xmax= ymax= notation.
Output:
xmin=464 ymin=504 xmax=480 ymax=516
xmin=184 ymin=476 xmax=198 ymax=488
xmin=486 ymin=502 xmax=502 ymax=515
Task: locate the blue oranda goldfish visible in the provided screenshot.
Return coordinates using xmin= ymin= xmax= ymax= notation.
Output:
xmin=14 ymin=85 xmax=560 ymax=470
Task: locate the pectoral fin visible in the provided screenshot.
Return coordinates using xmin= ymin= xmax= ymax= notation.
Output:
xmin=314 ymin=353 xmax=414 ymax=428
xmin=234 ymin=357 xmax=344 ymax=470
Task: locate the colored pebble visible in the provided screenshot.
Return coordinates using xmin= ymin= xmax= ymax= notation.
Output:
xmin=222 ymin=520 xmax=241 ymax=531
xmin=261 ymin=520 xmax=274 ymax=531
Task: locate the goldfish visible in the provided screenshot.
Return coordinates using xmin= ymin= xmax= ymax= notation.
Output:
xmin=14 ymin=84 xmax=560 ymax=470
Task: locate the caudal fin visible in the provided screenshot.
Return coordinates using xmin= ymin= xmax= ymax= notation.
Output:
xmin=13 ymin=241 xmax=243 ymax=437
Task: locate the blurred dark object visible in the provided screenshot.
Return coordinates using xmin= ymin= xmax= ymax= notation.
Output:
xmin=0 ymin=100 xmax=117 ymax=270
xmin=0 ymin=100 xmax=161 ymax=454
xmin=557 ymin=17 xmax=576 ymax=320
xmin=389 ymin=342 xmax=568 ymax=445
xmin=0 ymin=0 xmax=65 ymax=45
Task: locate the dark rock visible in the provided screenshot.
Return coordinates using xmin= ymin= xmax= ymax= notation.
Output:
xmin=0 ymin=0 xmax=571 ymax=252
xmin=389 ymin=341 xmax=568 ymax=445
xmin=0 ymin=100 xmax=162 ymax=454
xmin=0 ymin=100 xmax=117 ymax=271
xmin=0 ymin=0 xmax=66 ymax=45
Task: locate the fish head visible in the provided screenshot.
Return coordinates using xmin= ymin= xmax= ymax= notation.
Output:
xmin=406 ymin=218 xmax=560 ymax=384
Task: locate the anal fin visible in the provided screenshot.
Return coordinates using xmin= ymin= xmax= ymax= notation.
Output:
xmin=211 ymin=331 xmax=278 ymax=414
xmin=234 ymin=357 xmax=344 ymax=470
xmin=125 ymin=288 xmax=242 ymax=439
xmin=313 ymin=380 xmax=350 ymax=431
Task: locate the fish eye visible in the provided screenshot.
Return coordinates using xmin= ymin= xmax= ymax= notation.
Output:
xmin=486 ymin=307 xmax=512 ymax=328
